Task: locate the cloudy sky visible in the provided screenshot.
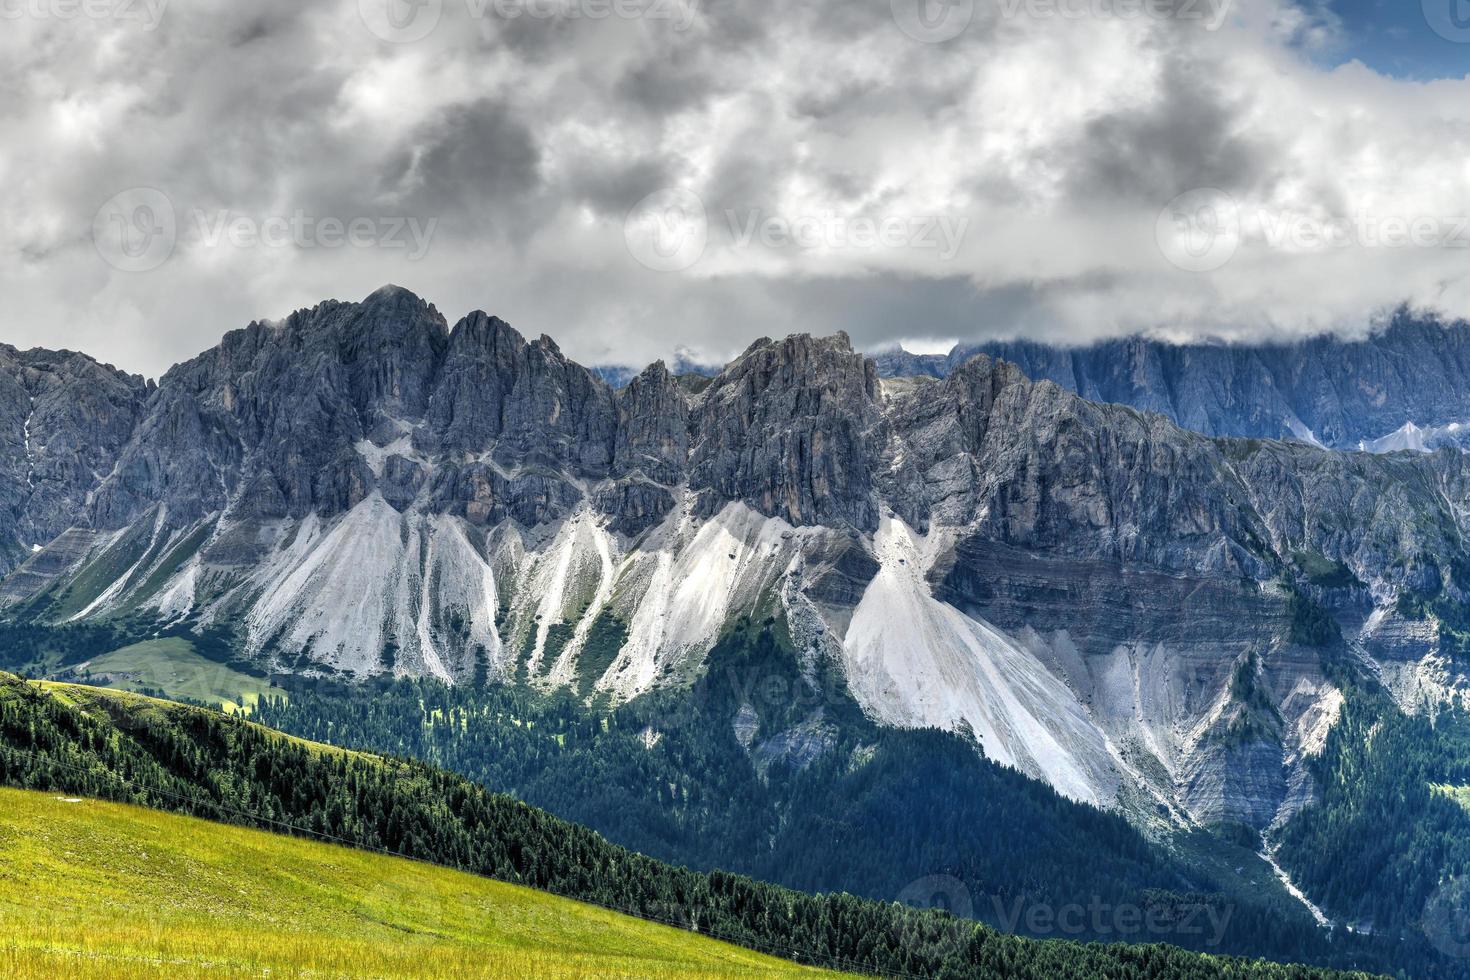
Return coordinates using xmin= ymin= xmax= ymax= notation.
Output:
xmin=3 ymin=0 xmax=1470 ymax=378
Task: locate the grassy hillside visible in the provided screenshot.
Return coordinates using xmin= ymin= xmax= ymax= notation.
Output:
xmin=0 ymin=674 xmax=1379 ymax=980
xmin=61 ymin=637 xmax=285 ymax=713
xmin=0 ymin=787 xmax=844 ymax=979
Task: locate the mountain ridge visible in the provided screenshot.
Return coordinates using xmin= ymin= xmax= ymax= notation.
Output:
xmin=5 ymin=286 xmax=1470 ymax=839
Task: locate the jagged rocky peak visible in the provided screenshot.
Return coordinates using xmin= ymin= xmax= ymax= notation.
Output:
xmin=339 ymin=284 xmax=450 ymax=422
xmin=89 ymin=289 xmax=454 ymax=529
xmin=432 ymin=307 xmax=615 ymax=472
xmin=878 ymin=353 xmax=1030 ymax=531
xmin=362 ymin=282 xmax=440 ymax=315
xmin=614 ymin=360 xmax=690 ymax=487
xmin=74 ymin=289 xmax=610 ymax=540
xmin=690 ymin=332 xmax=883 ymax=531
xmin=432 ymin=310 xmax=532 ymax=452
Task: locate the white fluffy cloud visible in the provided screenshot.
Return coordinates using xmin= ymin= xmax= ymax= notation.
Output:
xmin=3 ymin=0 xmax=1470 ymax=376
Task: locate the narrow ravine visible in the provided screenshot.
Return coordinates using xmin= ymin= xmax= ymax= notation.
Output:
xmin=22 ymin=395 xmax=35 ymax=487
xmin=1260 ymin=846 xmax=1333 ymax=929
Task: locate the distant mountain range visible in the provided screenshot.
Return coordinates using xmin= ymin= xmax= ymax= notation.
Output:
xmin=867 ymin=312 xmax=1470 ymax=452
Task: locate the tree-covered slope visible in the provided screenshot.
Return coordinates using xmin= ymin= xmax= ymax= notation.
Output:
xmin=0 ymin=674 xmax=1372 ymax=980
xmin=1278 ymin=689 xmax=1470 ymax=943
xmin=253 ymin=634 xmax=1323 ymax=961
xmin=0 ymin=787 xmax=848 ymax=979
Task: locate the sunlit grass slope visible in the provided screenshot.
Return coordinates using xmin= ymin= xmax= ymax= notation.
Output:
xmin=0 ymin=787 xmax=850 ymax=980
xmin=66 ymin=637 xmax=285 ymax=713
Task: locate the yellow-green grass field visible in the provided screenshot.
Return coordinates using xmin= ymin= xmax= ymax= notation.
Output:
xmin=0 ymin=788 xmax=852 ymax=979
xmin=64 ymin=637 xmax=285 ymax=713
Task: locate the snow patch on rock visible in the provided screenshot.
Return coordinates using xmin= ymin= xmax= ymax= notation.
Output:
xmin=355 ymin=437 xmax=416 ymax=479
xmin=1357 ymin=420 xmax=1470 ymax=455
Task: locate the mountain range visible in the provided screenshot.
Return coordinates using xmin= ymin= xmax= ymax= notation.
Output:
xmin=9 ymin=287 xmax=1470 ymax=975
xmin=870 ymin=312 xmax=1470 ymax=452
xmin=4 ymin=288 xmax=1470 ymax=831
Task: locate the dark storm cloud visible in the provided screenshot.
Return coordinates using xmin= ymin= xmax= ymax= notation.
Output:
xmin=1063 ymin=56 xmax=1266 ymax=202
xmin=404 ymin=100 xmax=543 ymax=216
xmin=614 ymin=55 xmax=722 ymax=115
xmin=560 ymin=157 xmax=673 ymax=217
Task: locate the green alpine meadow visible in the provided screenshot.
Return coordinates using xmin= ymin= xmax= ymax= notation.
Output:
xmin=0 ymin=787 xmax=851 ymax=979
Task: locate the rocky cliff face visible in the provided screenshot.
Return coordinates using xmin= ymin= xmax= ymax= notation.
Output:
xmin=0 ymin=346 xmax=150 ymax=575
xmin=6 ymin=286 xmax=1469 ymax=833
xmin=689 ymin=333 xmax=883 ymax=531
xmin=874 ymin=313 xmax=1470 ymax=451
xmin=85 ymin=287 xmax=628 ymax=535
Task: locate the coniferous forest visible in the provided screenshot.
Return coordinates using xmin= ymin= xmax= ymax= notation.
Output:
xmin=1278 ymin=688 xmax=1470 ymax=937
xmin=0 ymin=672 xmax=1384 ymax=980
xmin=248 ymin=626 xmax=1423 ymax=977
